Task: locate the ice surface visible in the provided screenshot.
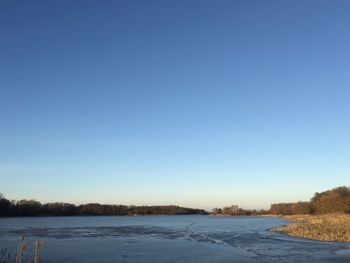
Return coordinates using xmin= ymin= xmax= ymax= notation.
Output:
xmin=0 ymin=215 xmax=349 ymax=262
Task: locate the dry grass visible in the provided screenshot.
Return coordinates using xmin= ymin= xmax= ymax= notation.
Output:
xmin=0 ymin=236 xmax=43 ymax=263
xmin=273 ymin=213 xmax=350 ymax=242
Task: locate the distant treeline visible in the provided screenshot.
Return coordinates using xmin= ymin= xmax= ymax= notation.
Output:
xmin=3 ymin=186 xmax=350 ymax=217
xmin=0 ymin=195 xmax=207 ymax=217
xmin=211 ymin=186 xmax=350 ymax=216
xmin=211 ymin=205 xmax=267 ymax=216
xmin=270 ymin=186 xmax=350 ymax=215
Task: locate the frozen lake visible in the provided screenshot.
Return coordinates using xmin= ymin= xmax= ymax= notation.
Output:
xmin=0 ymin=215 xmax=350 ymax=262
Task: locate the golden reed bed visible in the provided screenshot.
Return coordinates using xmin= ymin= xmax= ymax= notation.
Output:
xmin=273 ymin=213 xmax=350 ymax=242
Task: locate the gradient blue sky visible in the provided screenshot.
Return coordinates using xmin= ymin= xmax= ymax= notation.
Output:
xmin=1 ymin=1 xmax=350 ymax=210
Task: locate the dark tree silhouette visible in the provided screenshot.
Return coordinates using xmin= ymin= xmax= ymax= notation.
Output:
xmin=0 ymin=193 xmax=207 ymax=217
xmin=0 ymin=193 xmax=12 ymax=216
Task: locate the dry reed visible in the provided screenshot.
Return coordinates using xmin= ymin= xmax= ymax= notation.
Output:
xmin=273 ymin=213 xmax=350 ymax=242
xmin=0 ymin=236 xmax=43 ymax=263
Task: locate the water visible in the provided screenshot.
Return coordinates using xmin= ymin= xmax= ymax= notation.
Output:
xmin=0 ymin=215 xmax=349 ymax=262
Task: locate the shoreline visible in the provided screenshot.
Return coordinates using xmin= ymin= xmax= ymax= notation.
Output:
xmin=272 ymin=213 xmax=350 ymax=242
xmin=0 ymin=214 xmax=208 ymax=219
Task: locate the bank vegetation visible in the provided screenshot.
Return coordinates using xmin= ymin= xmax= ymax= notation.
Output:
xmin=274 ymin=213 xmax=350 ymax=242
xmin=270 ymin=186 xmax=350 ymax=242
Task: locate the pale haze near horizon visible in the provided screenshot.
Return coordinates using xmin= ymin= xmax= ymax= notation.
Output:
xmin=1 ymin=1 xmax=350 ymax=210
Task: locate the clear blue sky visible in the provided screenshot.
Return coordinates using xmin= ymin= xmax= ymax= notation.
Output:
xmin=1 ymin=1 xmax=350 ymax=210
